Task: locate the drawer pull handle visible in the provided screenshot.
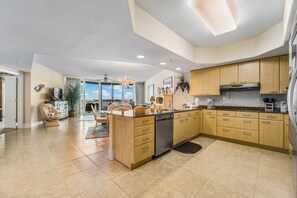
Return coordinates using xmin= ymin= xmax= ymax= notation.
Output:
xmin=142 ymin=137 xmax=150 ymax=141
xmin=240 ymin=81 xmax=247 ymax=83
xmin=243 ymin=131 xmax=252 ymax=135
xmin=206 ymin=112 xmax=211 ymax=114
xmin=261 ymin=121 xmax=270 ymax=124
xmin=269 ymin=91 xmax=278 ymax=93
xmin=223 ymin=129 xmax=229 ymax=132
xmin=267 ymin=116 xmax=276 ymax=119
xmin=243 ymin=120 xmax=251 ymax=124
xmin=222 ymin=113 xmax=229 ymax=116
xmin=143 ymin=129 xmax=150 ymax=132
xmin=210 ymin=116 xmax=216 ymax=119
xmin=142 ymin=146 xmax=149 ymax=151
xmin=222 ymin=118 xmax=229 ymax=121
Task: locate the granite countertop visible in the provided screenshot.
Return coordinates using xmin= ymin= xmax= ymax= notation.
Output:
xmin=109 ymin=106 xmax=287 ymax=118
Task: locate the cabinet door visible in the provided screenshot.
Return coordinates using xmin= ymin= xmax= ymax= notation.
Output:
xmin=173 ymin=119 xmax=182 ymax=145
xmin=202 ymin=115 xmax=217 ymax=135
xmin=260 ymin=57 xmax=280 ymax=94
xmin=284 ymin=119 xmax=290 ymax=149
xmin=203 ymin=67 xmax=220 ymax=95
xmin=260 ymin=120 xmax=283 ymax=148
xmin=220 ymin=64 xmax=238 ymax=85
xmin=192 ymin=115 xmax=200 ymax=137
xmin=190 ymin=70 xmax=204 ymax=96
xmin=280 ymin=55 xmax=289 ymax=93
xmin=238 ymin=60 xmax=259 ymax=83
xmin=185 ymin=116 xmax=193 ymax=140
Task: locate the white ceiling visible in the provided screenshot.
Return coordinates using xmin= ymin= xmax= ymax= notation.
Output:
xmin=34 ymin=54 xmax=163 ymax=82
xmin=135 ymin=0 xmax=285 ymax=47
xmin=0 ymin=0 xmax=291 ymax=76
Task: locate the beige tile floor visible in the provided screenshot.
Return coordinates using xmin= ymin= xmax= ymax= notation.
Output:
xmin=0 ymin=117 xmax=296 ymax=198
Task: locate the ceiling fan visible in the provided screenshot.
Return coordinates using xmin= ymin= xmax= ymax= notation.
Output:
xmin=98 ymin=74 xmax=113 ymax=83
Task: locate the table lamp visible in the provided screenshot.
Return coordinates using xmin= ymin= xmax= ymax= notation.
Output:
xmin=149 ymin=96 xmax=155 ymax=105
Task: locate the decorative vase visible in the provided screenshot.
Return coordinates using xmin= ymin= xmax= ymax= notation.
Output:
xmin=69 ymin=111 xmax=76 ymax=117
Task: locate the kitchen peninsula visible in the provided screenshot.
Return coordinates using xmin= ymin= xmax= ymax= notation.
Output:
xmin=108 ymin=107 xmax=290 ymax=169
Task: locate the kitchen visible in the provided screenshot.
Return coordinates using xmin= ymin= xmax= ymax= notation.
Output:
xmin=1 ymin=0 xmax=297 ymax=197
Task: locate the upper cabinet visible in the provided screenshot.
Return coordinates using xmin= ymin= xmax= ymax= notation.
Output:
xmin=280 ymin=55 xmax=289 ymax=93
xmin=220 ymin=64 xmax=238 ymax=85
xmin=190 ymin=67 xmax=220 ymax=96
xmin=203 ymin=67 xmax=220 ymax=95
xmin=190 ymin=55 xmax=288 ymax=96
xmin=260 ymin=57 xmax=280 ymax=94
xmin=190 ymin=70 xmax=203 ymax=96
xmin=238 ymin=60 xmax=260 ymax=83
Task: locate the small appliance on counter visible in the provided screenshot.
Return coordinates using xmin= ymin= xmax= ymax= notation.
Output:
xmin=207 ymin=99 xmax=214 ymax=109
xmin=280 ymin=101 xmax=287 ymax=113
xmin=191 ymin=98 xmax=199 ymax=108
xmin=263 ymin=98 xmax=275 ymax=112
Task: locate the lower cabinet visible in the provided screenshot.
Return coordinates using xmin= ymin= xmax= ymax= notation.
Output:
xmin=173 ymin=110 xmax=201 ymax=146
xmin=260 ymin=119 xmax=283 ymax=148
xmin=113 ymin=115 xmax=155 ymax=169
xmin=238 ymin=130 xmax=259 ymax=144
xmin=217 ymin=127 xmax=239 ymax=139
xmin=203 ymin=114 xmax=217 ymax=135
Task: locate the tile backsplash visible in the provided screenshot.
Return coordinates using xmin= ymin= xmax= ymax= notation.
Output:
xmin=195 ymin=91 xmax=287 ymax=108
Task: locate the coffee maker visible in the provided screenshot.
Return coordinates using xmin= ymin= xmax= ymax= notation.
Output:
xmin=207 ymin=99 xmax=214 ymax=109
xmin=263 ymin=98 xmax=275 ymax=112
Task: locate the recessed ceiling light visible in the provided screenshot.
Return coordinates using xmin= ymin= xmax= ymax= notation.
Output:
xmin=187 ymin=0 xmax=237 ymax=36
xmin=176 ymin=68 xmax=181 ymax=71
xmin=160 ymin=62 xmax=166 ymax=65
xmin=137 ymin=55 xmax=144 ymax=59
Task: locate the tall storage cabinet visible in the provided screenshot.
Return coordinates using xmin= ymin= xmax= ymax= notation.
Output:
xmin=47 ymin=101 xmax=68 ymax=119
xmin=260 ymin=57 xmax=280 ymax=94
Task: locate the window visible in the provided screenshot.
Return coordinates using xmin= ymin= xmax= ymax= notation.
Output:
xmin=85 ymin=82 xmax=99 ymax=100
xmin=124 ymin=85 xmax=134 ymax=101
xmin=101 ymin=84 xmax=112 ymax=100
xmin=113 ymin=85 xmax=122 ymax=101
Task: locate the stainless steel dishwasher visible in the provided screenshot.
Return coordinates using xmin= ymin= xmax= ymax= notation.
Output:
xmin=154 ymin=113 xmax=174 ymax=157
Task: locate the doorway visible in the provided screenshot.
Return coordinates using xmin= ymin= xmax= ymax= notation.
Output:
xmin=0 ymin=74 xmax=18 ymax=134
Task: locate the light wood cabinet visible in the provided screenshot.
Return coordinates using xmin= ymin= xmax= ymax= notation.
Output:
xmin=203 ymin=114 xmax=217 ymax=135
xmin=190 ymin=70 xmax=204 ymax=96
xmin=260 ymin=118 xmax=283 ymax=148
xmin=260 ymin=57 xmax=280 ymax=94
xmin=173 ymin=118 xmax=183 ymax=145
xmin=238 ymin=130 xmax=259 ymax=144
xmin=236 ymin=112 xmax=259 ymax=119
xmin=238 ymin=60 xmax=260 ymax=83
xmin=220 ymin=64 xmax=238 ymax=85
xmin=217 ymin=126 xmax=239 ymax=139
xmin=280 ymin=55 xmax=289 ymax=93
xmin=240 ymin=118 xmax=258 ymax=131
xmin=203 ymin=67 xmax=220 ymax=95
xmin=113 ymin=115 xmax=155 ymax=169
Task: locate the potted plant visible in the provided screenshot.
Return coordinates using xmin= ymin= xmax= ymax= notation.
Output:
xmin=174 ymin=73 xmax=190 ymax=93
xmin=64 ymin=83 xmax=80 ymax=117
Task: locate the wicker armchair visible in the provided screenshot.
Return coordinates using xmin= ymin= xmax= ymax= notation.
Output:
xmin=39 ymin=103 xmax=61 ymax=127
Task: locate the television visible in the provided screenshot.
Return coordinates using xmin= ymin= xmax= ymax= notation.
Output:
xmin=53 ymin=88 xmax=63 ymax=100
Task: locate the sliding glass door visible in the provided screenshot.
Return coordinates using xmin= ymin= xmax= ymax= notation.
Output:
xmin=82 ymin=80 xmax=135 ymax=113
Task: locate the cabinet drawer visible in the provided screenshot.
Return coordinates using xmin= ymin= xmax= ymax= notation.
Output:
xmin=239 ymin=130 xmax=259 ymax=144
xmin=174 ymin=112 xmax=184 ymax=119
xmin=217 ymin=117 xmax=241 ymax=129
xmin=217 ymin=111 xmax=235 ymax=117
xmin=134 ymin=125 xmax=154 ymax=136
xmin=236 ymin=112 xmax=259 ymax=119
xmin=134 ymin=133 xmax=154 ymax=147
xmin=260 ymin=113 xmax=283 ymax=121
xmin=217 ymin=127 xmax=239 ymax=140
xmin=184 ymin=111 xmax=192 ymax=117
xmin=134 ymin=141 xmax=154 ymax=163
xmin=134 ymin=116 xmax=154 ymax=127
xmin=191 ymin=110 xmax=201 ymax=116
xmin=240 ymin=118 xmax=259 ymax=131
xmin=203 ymin=110 xmax=216 ymax=116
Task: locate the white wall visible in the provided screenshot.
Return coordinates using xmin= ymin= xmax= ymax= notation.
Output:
xmin=28 ymin=63 xmax=65 ymax=127
xmin=144 ymin=70 xmax=194 ymax=108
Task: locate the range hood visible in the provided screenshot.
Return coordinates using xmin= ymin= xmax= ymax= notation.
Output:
xmin=220 ymin=83 xmax=260 ymax=92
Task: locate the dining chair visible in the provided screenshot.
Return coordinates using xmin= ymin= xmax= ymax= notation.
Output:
xmin=123 ymin=103 xmax=133 ymax=110
xmin=91 ymin=105 xmax=108 ymax=134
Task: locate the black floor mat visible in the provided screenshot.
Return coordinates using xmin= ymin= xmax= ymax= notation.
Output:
xmin=174 ymin=142 xmax=203 ymax=154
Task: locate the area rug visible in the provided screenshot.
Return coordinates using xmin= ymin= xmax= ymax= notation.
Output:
xmin=85 ymin=125 xmax=109 ymax=139
xmin=174 ymin=142 xmax=203 ymax=154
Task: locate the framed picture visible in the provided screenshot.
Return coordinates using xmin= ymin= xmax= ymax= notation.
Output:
xmin=163 ymin=76 xmax=172 ymax=88
xmin=148 ymin=84 xmax=154 ymax=101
